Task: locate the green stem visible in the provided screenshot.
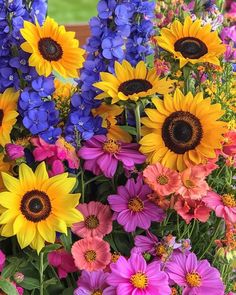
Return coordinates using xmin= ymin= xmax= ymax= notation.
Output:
xmin=183 ymin=66 xmax=191 ymax=95
xmin=39 ymin=252 xmax=44 ymax=295
xmin=177 ymin=214 xmax=181 ymax=238
xmin=188 ymin=219 xmax=196 ymax=238
xmin=199 ymin=219 xmax=222 ymax=259
xmin=134 ymin=102 xmax=141 ymax=142
xmin=80 ymin=169 xmax=85 ymax=203
xmin=84 ymin=175 xmax=103 ymax=186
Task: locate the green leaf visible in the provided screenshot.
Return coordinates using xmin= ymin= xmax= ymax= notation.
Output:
xmin=44 ymin=278 xmax=58 ymax=288
xmin=0 ymin=278 xmax=19 ymax=295
xmin=119 ymin=125 xmax=137 ymax=136
xmin=60 ymin=230 xmax=72 ymax=251
xmin=42 ymin=244 xmax=61 ymax=255
xmin=62 ymin=287 xmax=74 ymax=295
xmin=18 ymin=277 xmax=40 ymax=290
xmin=1 ymin=263 xmax=18 ymax=279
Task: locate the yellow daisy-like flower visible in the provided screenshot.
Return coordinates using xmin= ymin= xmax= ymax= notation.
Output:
xmin=155 ymin=16 xmax=226 ymax=68
xmin=0 ymin=153 xmax=11 ymax=192
xmin=0 ymin=88 xmax=19 ymax=147
xmin=93 ymin=60 xmax=174 ymax=104
xmin=140 ymin=89 xmax=226 ymax=171
xmin=20 ymin=17 xmax=85 ymax=78
xmin=0 ymin=162 xmax=83 ymax=253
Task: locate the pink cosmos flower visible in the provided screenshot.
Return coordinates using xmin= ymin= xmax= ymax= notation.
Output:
xmin=0 ymin=250 xmax=5 ymax=272
xmin=174 ymin=196 xmax=211 ymax=224
xmin=31 ymin=136 xmax=79 ymax=176
xmin=143 ymin=163 xmax=181 ymax=196
xmin=203 ymin=191 xmax=236 ymax=223
xmin=5 ymin=144 xmax=24 ymax=160
xmin=72 ymin=201 xmax=113 ymax=238
xmin=166 ymin=252 xmax=225 ymax=295
xmin=48 ymin=249 xmax=77 ymax=279
xmin=74 ymin=270 xmax=115 ymax=295
xmin=176 ymin=165 xmax=209 ymax=200
xmin=107 ymin=250 xmax=171 ymax=295
xmin=108 ymin=177 xmax=165 ymax=232
xmin=71 ymin=237 xmax=111 ymax=272
xmin=78 ymin=135 xmax=146 ymax=178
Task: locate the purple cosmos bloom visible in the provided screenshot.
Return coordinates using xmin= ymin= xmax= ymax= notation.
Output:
xmin=74 ymin=270 xmax=115 ymax=295
xmin=107 ymin=250 xmax=171 ymax=295
xmin=108 ymin=177 xmax=165 ymax=232
xmin=166 ymin=252 xmax=225 ymax=295
xmin=78 ymin=135 xmax=146 ymax=178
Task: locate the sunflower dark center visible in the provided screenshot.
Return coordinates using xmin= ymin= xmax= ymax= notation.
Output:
xmin=174 ymin=37 xmax=208 ymax=59
xmin=0 ymin=109 xmax=3 ymax=126
xmin=38 ymin=37 xmax=63 ymax=61
xmin=118 ymin=79 xmax=152 ymax=96
xmin=162 ymin=111 xmax=203 ymax=154
xmin=20 ymin=189 xmax=52 ymax=222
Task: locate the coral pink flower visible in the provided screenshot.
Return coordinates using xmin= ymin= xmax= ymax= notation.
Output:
xmin=174 ymin=196 xmax=211 ymax=224
xmin=72 ymin=201 xmax=113 ymax=238
xmin=176 ymin=165 xmax=209 ymax=200
xmin=143 ymin=163 xmax=181 ymax=196
xmin=48 ymin=249 xmax=77 ymax=279
xmin=71 ymin=237 xmax=111 ymax=271
xmin=222 ymin=131 xmax=236 ymax=167
xmin=203 ymin=191 xmax=236 ymax=223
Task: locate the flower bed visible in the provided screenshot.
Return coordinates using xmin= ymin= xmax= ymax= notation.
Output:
xmin=0 ymin=0 xmax=235 ymax=294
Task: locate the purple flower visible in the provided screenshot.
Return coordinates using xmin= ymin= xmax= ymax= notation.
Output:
xmin=74 ymin=270 xmax=115 ymax=295
xmin=0 ymin=250 xmax=5 ymax=272
xmin=78 ymin=135 xmax=145 ymax=178
xmin=108 ymin=177 xmax=165 ymax=232
xmin=5 ymin=143 xmax=25 ymax=160
xmin=107 ymin=250 xmax=171 ymax=294
xmin=166 ymin=252 xmax=225 ymax=295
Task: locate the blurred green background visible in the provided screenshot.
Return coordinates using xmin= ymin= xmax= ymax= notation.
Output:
xmin=48 ymin=0 xmax=97 ymax=24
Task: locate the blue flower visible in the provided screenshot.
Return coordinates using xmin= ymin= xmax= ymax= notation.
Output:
xmin=32 ymin=76 xmax=55 ymax=97
xmin=97 ymin=0 xmax=116 ymax=19
xmin=101 ymin=36 xmax=124 ymax=59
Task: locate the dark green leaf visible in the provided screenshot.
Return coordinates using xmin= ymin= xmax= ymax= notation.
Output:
xmin=18 ymin=277 xmax=40 ymax=290
xmin=0 ymin=278 xmax=19 ymax=295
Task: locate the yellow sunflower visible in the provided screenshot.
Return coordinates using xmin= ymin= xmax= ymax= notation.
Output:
xmin=0 ymin=153 xmax=11 ymax=192
xmin=93 ymin=60 xmax=174 ymax=104
xmin=0 ymin=88 xmax=19 ymax=147
xmin=0 ymin=162 xmax=83 ymax=253
xmin=20 ymin=17 xmax=85 ymax=78
xmin=140 ymin=89 xmax=226 ymax=171
xmin=155 ymin=16 xmax=226 ymax=68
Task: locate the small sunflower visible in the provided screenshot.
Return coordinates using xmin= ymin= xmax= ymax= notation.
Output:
xmin=0 ymin=153 xmax=11 ymax=192
xmin=155 ymin=16 xmax=225 ymax=68
xmin=20 ymin=17 xmax=85 ymax=78
xmin=93 ymin=60 xmax=174 ymax=104
xmin=0 ymin=162 xmax=83 ymax=253
xmin=0 ymin=88 xmax=19 ymax=147
xmin=140 ymin=89 xmax=226 ymax=171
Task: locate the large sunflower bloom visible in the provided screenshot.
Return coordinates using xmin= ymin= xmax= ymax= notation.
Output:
xmin=0 ymin=88 xmax=19 ymax=147
xmin=20 ymin=17 xmax=85 ymax=78
xmin=140 ymin=89 xmax=226 ymax=171
xmin=0 ymin=162 xmax=83 ymax=253
xmin=155 ymin=16 xmax=225 ymax=68
xmin=93 ymin=60 xmax=174 ymax=104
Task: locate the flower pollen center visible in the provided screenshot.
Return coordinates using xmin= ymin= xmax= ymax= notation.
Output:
xmin=103 ymin=139 xmax=120 ymax=154
xmin=91 ymin=290 xmax=103 ymax=295
xmin=184 ymin=179 xmax=195 ymax=188
xmin=130 ymin=272 xmax=148 ymax=289
xmin=171 ymin=287 xmax=178 ymax=295
xmin=174 ymin=37 xmax=208 ymax=59
xmin=186 ymin=272 xmax=202 ymax=287
xmin=157 ymin=175 xmax=169 ymax=185
xmin=38 ymin=37 xmax=63 ymax=61
xmin=85 ymin=215 xmax=99 ymax=229
xmin=118 ymin=79 xmax=152 ymax=96
xmin=84 ymin=250 xmax=97 ymax=262
xmin=222 ymin=194 xmax=236 ymax=207
xmin=0 ymin=109 xmax=3 ymax=126
xmin=128 ymin=197 xmax=144 ymax=212
xmin=155 ymin=244 xmax=167 ymax=257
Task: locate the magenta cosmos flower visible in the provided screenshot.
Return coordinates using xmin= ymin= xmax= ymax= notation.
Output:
xmin=74 ymin=270 xmax=116 ymax=295
xmin=166 ymin=252 xmax=225 ymax=295
xmin=203 ymin=191 xmax=236 ymax=223
xmin=78 ymin=135 xmax=146 ymax=178
xmin=107 ymin=250 xmax=171 ymax=295
xmin=108 ymin=177 xmax=166 ymax=232
xmin=72 ymin=201 xmax=113 ymax=238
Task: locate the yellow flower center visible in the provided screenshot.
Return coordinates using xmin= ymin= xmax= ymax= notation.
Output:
xmin=130 ymin=272 xmax=148 ymax=289
xmin=171 ymin=287 xmax=178 ymax=295
xmin=155 ymin=244 xmax=167 ymax=257
xmin=103 ymin=139 xmax=120 ymax=154
xmin=111 ymin=252 xmax=121 ymax=263
xmin=222 ymin=194 xmax=236 ymax=207
xmin=85 ymin=215 xmax=99 ymax=229
xmin=57 ymin=138 xmax=75 ymax=152
xmin=186 ymin=272 xmax=202 ymax=287
xmin=91 ymin=290 xmax=103 ymax=295
xmin=184 ymin=179 xmax=195 ymax=188
xmin=157 ymin=175 xmax=169 ymax=185
xmin=84 ymin=250 xmax=97 ymax=262
xmin=128 ymin=197 xmax=144 ymax=212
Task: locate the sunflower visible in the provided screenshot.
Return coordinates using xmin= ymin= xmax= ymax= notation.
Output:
xmin=155 ymin=16 xmax=225 ymax=68
xmin=0 ymin=162 xmax=83 ymax=253
xmin=93 ymin=60 xmax=174 ymax=104
xmin=140 ymin=89 xmax=226 ymax=171
xmin=0 ymin=153 xmax=11 ymax=192
xmin=20 ymin=17 xmax=85 ymax=78
xmin=0 ymin=88 xmax=19 ymax=147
